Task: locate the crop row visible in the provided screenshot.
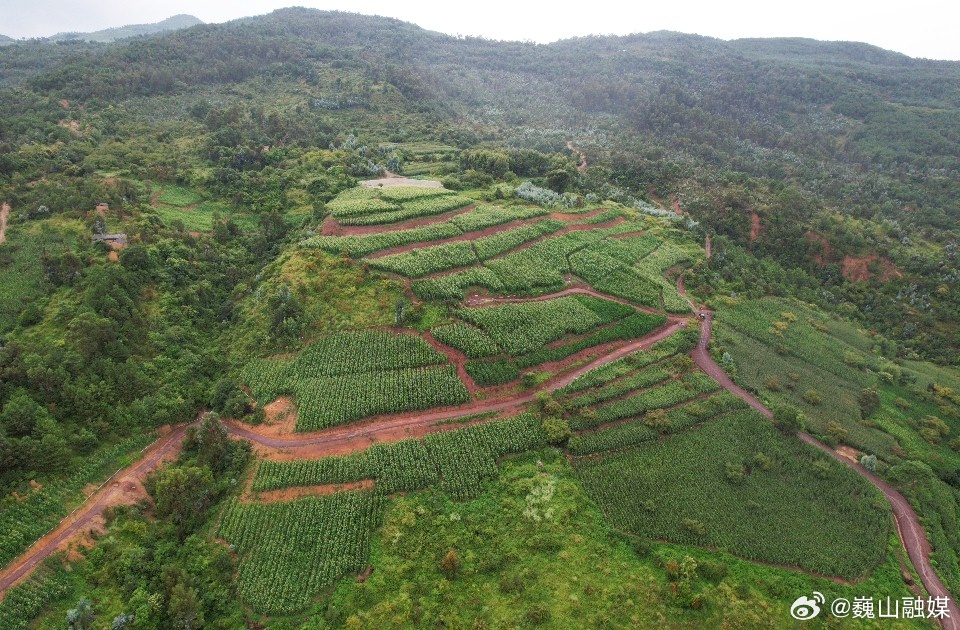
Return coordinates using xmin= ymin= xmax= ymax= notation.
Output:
xmin=456 ymin=296 xmax=608 ymax=356
xmin=464 ymin=357 xmax=520 ymax=386
xmin=567 ymin=391 xmax=748 ymax=455
xmin=558 ymin=328 xmax=699 ymax=395
xmin=0 ymin=434 xmax=154 ymax=569
xmin=241 ymin=330 xmax=448 ymax=404
xmin=431 ymin=322 xmax=501 ymax=358
xmin=365 ymin=240 xmax=478 ymax=277
xmin=573 ymin=410 xmax=889 ymax=579
xmin=377 ymin=186 xmax=456 ymax=202
xmin=0 ymin=564 xmax=72 ymax=630
xmin=303 ymin=222 xmax=462 ymax=257
xmin=250 ymin=414 xmax=547 ymax=498
xmin=292 ymin=365 xmax=470 ymax=431
xmin=449 ymin=204 xmax=550 ymax=232
xmin=472 ymin=219 xmax=565 ymax=260
xmin=218 ymin=489 xmax=384 ymax=615
xmin=572 ymin=372 xmax=720 ymax=429
xmin=513 ymin=312 xmax=666 ymax=369
xmin=565 ymin=365 xmax=674 ymax=409
xmin=337 ymin=195 xmax=472 ymax=226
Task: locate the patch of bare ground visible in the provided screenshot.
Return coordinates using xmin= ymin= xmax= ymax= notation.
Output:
xmin=671 ymin=196 xmax=683 ymax=215
xmin=566 ymin=141 xmax=588 ymax=173
xmin=841 ymin=254 xmax=903 ymax=283
xmin=549 ymin=208 xmax=608 ymax=221
xmin=244 ymin=480 xmax=375 ymax=504
xmin=360 ymin=176 xmax=443 ymax=188
xmin=0 ymin=202 xmax=9 ymax=244
xmin=750 ymin=212 xmax=762 ymax=242
xmin=836 ymin=445 xmax=862 ymax=464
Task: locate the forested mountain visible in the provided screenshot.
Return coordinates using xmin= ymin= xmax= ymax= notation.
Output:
xmin=2 ymin=7 xmax=957 ymax=359
xmin=2 ymin=9 xmax=960 ymax=627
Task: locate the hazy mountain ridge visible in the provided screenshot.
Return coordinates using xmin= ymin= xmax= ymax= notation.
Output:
xmin=1 ymin=13 xmax=202 ymax=45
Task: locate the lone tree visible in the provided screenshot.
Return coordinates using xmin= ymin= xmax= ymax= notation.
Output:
xmin=858 ymin=388 xmax=880 ymax=419
xmin=772 ymin=404 xmax=805 ymax=435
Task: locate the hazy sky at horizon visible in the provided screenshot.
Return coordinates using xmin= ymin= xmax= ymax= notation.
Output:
xmin=1 ymin=0 xmax=958 ymax=60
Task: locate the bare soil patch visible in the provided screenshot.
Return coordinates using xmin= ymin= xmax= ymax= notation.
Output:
xmin=671 ymin=196 xmax=683 ymax=215
xmin=841 ymin=254 xmax=902 ymax=283
xmin=0 ymin=203 xmax=9 ymax=244
xmin=0 ymin=423 xmax=192 ymax=594
xmin=750 ymin=213 xmax=762 ymax=242
xmin=360 ymin=176 xmax=443 ymax=188
xmin=835 ymin=445 xmax=862 ymax=464
xmin=244 ymin=479 xmax=375 ymax=504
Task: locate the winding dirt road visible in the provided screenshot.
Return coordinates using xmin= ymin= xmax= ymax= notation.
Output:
xmin=686 ymin=304 xmax=960 ymax=629
xmin=0 ymin=423 xmax=193 ymax=596
xmin=3 ymin=259 xmax=957 ymax=627
xmin=226 ymin=318 xmax=686 ymax=455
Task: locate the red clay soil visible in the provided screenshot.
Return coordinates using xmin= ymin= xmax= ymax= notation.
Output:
xmin=750 ymin=212 xmax=762 ymax=242
xmin=422 ymin=331 xmax=479 ymax=395
xmin=679 ymin=281 xmax=960 ymax=629
xmin=225 ymin=319 xmax=687 ymax=459
xmin=244 ymin=479 xmax=375 ymax=504
xmin=0 ymin=203 xmax=9 ymax=244
xmin=841 ymin=254 xmax=903 ymax=283
xmin=0 ymin=423 xmax=194 ymax=596
xmin=671 ymin=196 xmax=683 ymax=215
xmin=549 ymin=208 xmax=608 ymax=221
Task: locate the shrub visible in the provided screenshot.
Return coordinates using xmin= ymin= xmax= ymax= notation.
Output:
xmin=802 ymin=389 xmax=823 ymax=405
xmin=541 ymin=417 xmax=571 ymax=445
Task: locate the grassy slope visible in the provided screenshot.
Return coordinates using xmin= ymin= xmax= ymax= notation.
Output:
xmin=299 ymin=450 xmax=925 ymax=629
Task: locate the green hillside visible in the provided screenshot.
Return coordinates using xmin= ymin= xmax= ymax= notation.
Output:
xmin=0 ymin=8 xmax=957 ymax=628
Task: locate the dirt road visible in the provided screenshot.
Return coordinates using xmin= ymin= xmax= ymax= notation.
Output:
xmin=567 ymin=141 xmax=588 ymax=173
xmin=685 ymin=302 xmax=960 ymax=629
xmin=226 ymin=318 xmax=687 ymax=455
xmin=0 ymin=423 xmax=193 ymax=595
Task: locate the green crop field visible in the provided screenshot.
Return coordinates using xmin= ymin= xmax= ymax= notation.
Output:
xmin=365 ymin=240 xmax=478 ymax=277
xmin=326 ymin=187 xmax=472 ymax=226
xmin=218 ymin=489 xmax=385 ymax=615
xmin=456 ymin=296 xmax=628 ymax=356
xmin=575 ymin=410 xmax=891 ymax=579
xmin=155 ymin=184 xmax=202 ymax=207
xmin=240 ymin=330 xmax=469 ymax=429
